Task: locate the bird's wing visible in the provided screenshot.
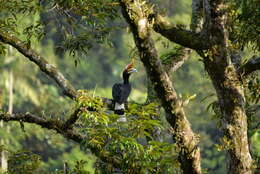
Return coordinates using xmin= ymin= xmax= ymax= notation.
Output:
xmin=122 ymin=84 xmax=131 ymax=101
xmin=112 ymin=83 xmax=124 ymax=104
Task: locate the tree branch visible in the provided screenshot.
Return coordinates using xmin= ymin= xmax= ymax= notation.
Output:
xmin=152 ymin=14 xmax=210 ymax=50
xmin=162 ymin=47 xmax=191 ymax=73
xmin=0 ymin=29 xmax=77 ymax=99
xmin=63 ymin=108 xmax=81 ymax=129
xmin=0 ymin=112 xmax=82 ymax=142
xmin=0 ymin=112 xmax=121 ymax=168
xmin=201 ymin=0 xmax=211 ymax=34
xmin=238 ymin=56 xmax=260 ymax=76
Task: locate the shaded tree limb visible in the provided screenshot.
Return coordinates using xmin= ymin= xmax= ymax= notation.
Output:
xmin=63 ymin=108 xmax=81 ymax=129
xmin=120 ymin=1 xmax=201 ymax=173
xmin=147 ymin=47 xmax=191 ymax=103
xmin=0 ymin=112 xmax=82 ymax=142
xmin=238 ymin=56 xmax=260 ymax=76
xmin=145 ymin=48 xmax=191 ymax=142
xmin=0 ymin=112 xmax=121 ymax=168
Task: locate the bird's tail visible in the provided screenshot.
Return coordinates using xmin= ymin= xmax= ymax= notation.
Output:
xmin=114 ymin=102 xmax=125 ymax=115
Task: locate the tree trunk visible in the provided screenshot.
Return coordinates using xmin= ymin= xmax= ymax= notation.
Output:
xmin=203 ymin=1 xmax=253 ymax=173
xmin=8 ymin=70 xmax=13 ymax=115
xmin=204 ymin=58 xmax=253 ymax=174
xmin=0 ymin=70 xmax=13 ymax=172
xmin=0 ymin=126 xmax=7 ymax=172
xmin=1 ymin=47 xmax=14 ymax=172
xmin=0 ymin=88 xmax=5 ymax=171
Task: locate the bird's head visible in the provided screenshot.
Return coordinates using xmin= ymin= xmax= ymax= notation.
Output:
xmin=124 ymin=63 xmax=137 ymax=74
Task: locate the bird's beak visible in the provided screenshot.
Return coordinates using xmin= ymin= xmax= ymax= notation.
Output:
xmin=128 ymin=68 xmax=137 ymax=73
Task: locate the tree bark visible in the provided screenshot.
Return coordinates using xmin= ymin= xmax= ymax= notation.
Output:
xmin=202 ymin=0 xmax=253 ymax=173
xmin=204 ymin=60 xmax=253 ymax=174
xmin=120 ymin=1 xmax=201 ymax=173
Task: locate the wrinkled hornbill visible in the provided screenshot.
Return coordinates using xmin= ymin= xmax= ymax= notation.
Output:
xmin=112 ymin=63 xmax=137 ymax=115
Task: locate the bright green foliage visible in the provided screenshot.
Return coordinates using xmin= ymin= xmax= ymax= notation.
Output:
xmin=74 ymin=90 xmax=180 ymax=173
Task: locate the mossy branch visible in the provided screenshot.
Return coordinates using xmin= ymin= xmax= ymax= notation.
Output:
xmin=0 ymin=29 xmax=77 ymax=99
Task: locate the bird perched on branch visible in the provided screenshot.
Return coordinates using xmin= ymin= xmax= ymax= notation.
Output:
xmin=112 ymin=63 xmax=137 ymax=115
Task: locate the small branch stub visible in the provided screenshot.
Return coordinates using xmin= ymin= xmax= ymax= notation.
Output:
xmin=138 ymin=18 xmax=148 ymax=39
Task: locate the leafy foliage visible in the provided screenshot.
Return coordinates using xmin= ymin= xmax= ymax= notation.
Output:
xmin=0 ymin=0 xmax=119 ymax=55
xmin=75 ymin=90 xmax=180 ymax=173
xmin=228 ymin=0 xmax=260 ymax=50
xmin=0 ymin=146 xmax=92 ymax=174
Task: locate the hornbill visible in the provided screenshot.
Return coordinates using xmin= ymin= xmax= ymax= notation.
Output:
xmin=112 ymin=63 xmax=137 ymax=115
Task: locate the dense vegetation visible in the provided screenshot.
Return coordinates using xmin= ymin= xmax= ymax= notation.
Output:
xmin=0 ymin=0 xmax=259 ymax=173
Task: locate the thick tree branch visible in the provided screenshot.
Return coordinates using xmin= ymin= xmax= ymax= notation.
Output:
xmin=152 ymin=14 xmax=210 ymax=50
xmin=0 ymin=29 xmax=77 ymax=99
xmin=238 ymin=56 xmax=260 ymax=76
xmin=120 ymin=1 xmax=201 ymax=173
xmin=0 ymin=112 xmax=82 ymax=142
xmin=0 ymin=112 xmax=121 ymax=168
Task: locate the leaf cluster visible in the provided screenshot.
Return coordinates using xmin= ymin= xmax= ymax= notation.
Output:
xmin=228 ymin=0 xmax=260 ymax=50
xmin=74 ymin=91 xmax=180 ymax=173
xmin=0 ymin=0 xmax=120 ymax=56
xmin=6 ymin=150 xmax=41 ymax=174
xmin=0 ymin=146 xmax=92 ymax=174
xmin=41 ymin=0 xmax=119 ymax=56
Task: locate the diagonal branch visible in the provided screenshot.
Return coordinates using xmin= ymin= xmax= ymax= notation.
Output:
xmin=238 ymin=56 xmax=260 ymax=76
xmin=120 ymin=1 xmax=201 ymax=173
xmin=0 ymin=29 xmax=114 ymax=125
xmin=147 ymin=47 xmax=191 ymax=103
xmin=162 ymin=47 xmax=191 ymax=73
xmin=0 ymin=29 xmax=77 ymax=99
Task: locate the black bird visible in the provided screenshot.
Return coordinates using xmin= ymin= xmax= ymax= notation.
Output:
xmin=112 ymin=63 xmax=137 ymax=115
